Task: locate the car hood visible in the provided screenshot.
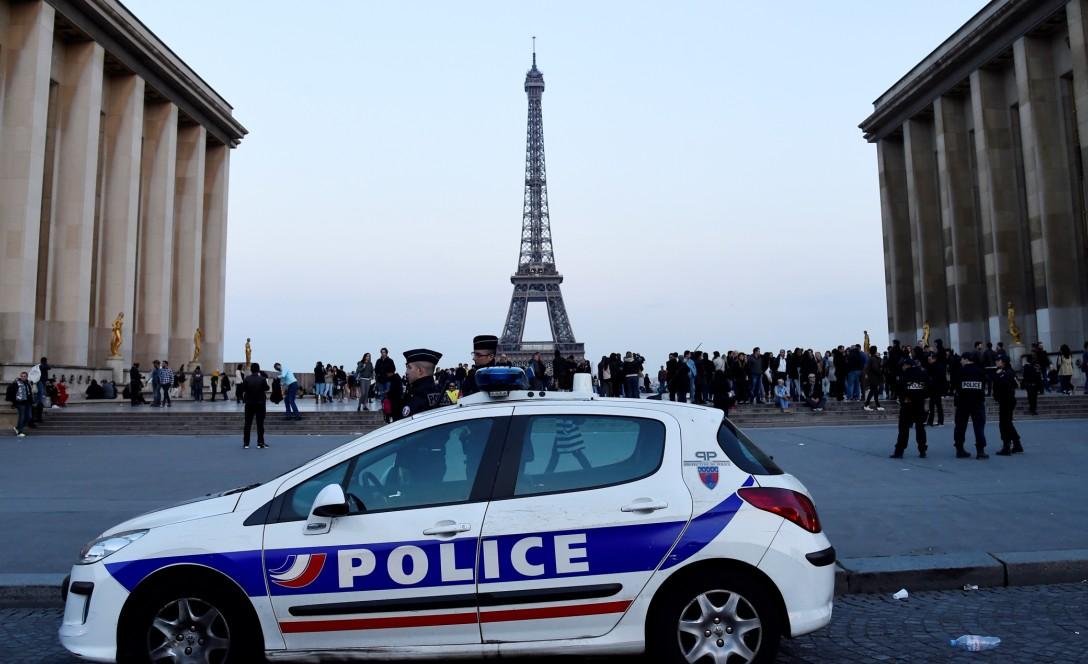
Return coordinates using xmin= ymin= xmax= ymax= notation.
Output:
xmin=104 ymin=493 xmax=242 ymax=535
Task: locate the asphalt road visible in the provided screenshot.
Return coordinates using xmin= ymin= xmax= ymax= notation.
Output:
xmin=1 ymin=419 xmax=1086 ymax=577
xmin=9 ymin=583 xmax=1086 ymax=662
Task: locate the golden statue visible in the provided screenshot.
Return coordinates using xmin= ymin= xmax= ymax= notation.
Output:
xmin=245 ymin=338 xmax=252 ymax=368
xmin=922 ymin=320 xmax=931 ymax=348
xmin=863 ymin=330 xmax=870 ymax=352
xmin=192 ymin=327 xmax=202 ymax=362
xmin=1007 ymin=301 xmax=1023 ymax=345
xmin=109 ymin=312 xmax=124 ymax=358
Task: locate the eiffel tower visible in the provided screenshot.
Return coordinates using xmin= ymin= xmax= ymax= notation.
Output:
xmin=498 ymin=47 xmax=584 ymax=366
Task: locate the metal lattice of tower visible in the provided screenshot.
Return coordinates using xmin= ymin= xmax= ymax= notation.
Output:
xmin=498 ymin=47 xmax=584 ymax=364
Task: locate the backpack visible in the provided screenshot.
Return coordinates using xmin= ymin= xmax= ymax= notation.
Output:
xmin=382 ymin=397 xmax=393 ymax=416
xmin=270 ymin=378 xmax=283 ymax=404
xmin=5 ymin=382 xmax=16 ymax=403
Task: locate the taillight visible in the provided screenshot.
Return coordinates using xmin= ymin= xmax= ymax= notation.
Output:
xmin=738 ymin=487 xmax=822 ymax=533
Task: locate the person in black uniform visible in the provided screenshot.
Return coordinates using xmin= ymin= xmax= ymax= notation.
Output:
xmin=397 ymin=349 xmax=451 ymax=420
xmin=992 ymin=356 xmax=1023 ymax=455
xmin=953 ymin=352 xmax=988 ymax=459
xmin=891 ymin=358 xmax=930 ymax=458
xmin=461 ymin=335 xmax=498 ymax=397
xmin=1021 ymin=355 xmax=1042 ymax=415
xmin=241 ymin=363 xmax=270 ymax=449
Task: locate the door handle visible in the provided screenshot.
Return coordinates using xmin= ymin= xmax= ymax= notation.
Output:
xmin=423 ymin=521 xmax=472 ymax=536
xmin=621 ymin=499 xmax=669 ymax=513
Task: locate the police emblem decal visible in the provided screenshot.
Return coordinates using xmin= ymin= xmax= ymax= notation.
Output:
xmin=697 ymin=466 xmax=719 ymax=490
xmin=268 ymin=553 xmax=327 ymax=589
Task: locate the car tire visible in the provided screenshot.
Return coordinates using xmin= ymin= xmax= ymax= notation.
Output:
xmin=118 ymin=575 xmax=262 ymax=664
xmin=648 ymin=571 xmax=782 ymax=664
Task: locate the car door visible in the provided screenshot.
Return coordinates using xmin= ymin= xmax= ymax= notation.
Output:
xmin=262 ymin=408 xmax=511 ymax=651
xmin=476 ymin=404 xmax=692 ymax=642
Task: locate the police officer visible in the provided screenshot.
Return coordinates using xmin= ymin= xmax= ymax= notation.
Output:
xmin=992 ymin=356 xmax=1024 ymax=456
xmin=397 ymin=349 xmax=451 ymax=420
xmin=891 ymin=358 xmax=930 ymax=459
xmin=953 ymin=351 xmax=988 ymax=459
xmin=461 ymin=335 xmax=498 ymax=397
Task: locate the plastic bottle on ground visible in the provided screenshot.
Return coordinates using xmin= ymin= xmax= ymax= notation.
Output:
xmin=949 ymin=635 xmax=1001 ymax=652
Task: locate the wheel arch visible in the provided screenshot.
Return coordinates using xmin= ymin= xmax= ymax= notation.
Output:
xmin=117 ymin=563 xmax=264 ymax=656
xmin=645 ymin=558 xmax=791 ymax=641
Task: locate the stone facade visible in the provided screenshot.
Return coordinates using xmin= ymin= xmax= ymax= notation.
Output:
xmin=0 ymin=0 xmax=245 ymax=376
xmin=861 ymin=0 xmax=1088 ymax=352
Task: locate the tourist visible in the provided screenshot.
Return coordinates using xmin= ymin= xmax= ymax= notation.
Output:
xmin=863 ymin=346 xmax=884 ymax=411
xmin=773 ymin=378 xmax=790 ymax=412
xmin=529 ymin=352 xmax=547 ymax=391
xmin=85 ymin=379 xmax=104 ymax=400
xmin=375 ymin=347 xmax=397 ymax=400
xmin=102 ymin=380 xmax=116 ymax=400
xmin=159 ymin=361 xmax=174 ymax=407
xmin=274 ymin=362 xmax=301 ymax=420
xmin=924 ymin=352 xmax=946 ymax=425
xmin=129 ymin=363 xmax=145 ymax=406
xmin=355 ymin=353 xmax=374 ymax=411
xmin=667 ymin=352 xmax=689 ymax=403
xmin=192 ymin=366 xmax=204 ymax=400
xmin=802 ymin=373 xmax=826 ymax=412
xmin=1057 ymin=344 xmax=1075 ymax=395
xmin=209 ymin=371 xmax=219 ymax=401
xmin=149 ymin=360 xmax=162 ymax=406
xmin=10 ymin=371 xmax=33 ymax=437
xmin=241 ymin=363 xmax=269 ymax=449
xmin=622 ymin=352 xmax=642 ymax=399
xmin=54 ymin=377 xmax=69 ymax=407
xmin=219 ymin=371 xmax=231 ymax=401
xmin=748 ymin=348 xmax=764 ymax=404
xmin=313 ymin=361 xmax=325 ymax=403
xmin=234 ymin=365 xmax=245 ymax=403
xmin=37 ymin=357 xmax=50 ymax=410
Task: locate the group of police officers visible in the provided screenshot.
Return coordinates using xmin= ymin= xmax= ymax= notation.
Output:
xmin=892 ymin=349 xmax=1023 ymax=460
xmin=392 ymin=335 xmax=499 ymax=420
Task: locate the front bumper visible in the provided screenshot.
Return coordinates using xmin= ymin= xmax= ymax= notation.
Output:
xmin=758 ymin=523 xmax=835 ymax=637
xmin=58 ymin=563 xmax=128 ymax=663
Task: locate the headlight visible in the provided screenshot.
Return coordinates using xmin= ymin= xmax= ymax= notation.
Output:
xmin=78 ymin=530 xmax=148 ymax=565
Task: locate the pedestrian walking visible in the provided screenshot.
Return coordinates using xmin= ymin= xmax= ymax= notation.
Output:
xmin=241 ymin=363 xmax=269 ymax=449
xmin=891 ymin=358 xmax=930 ymax=458
xmin=992 ymin=356 xmax=1023 ymax=456
xmin=1057 ymin=344 xmax=1075 ymax=394
xmin=159 ymin=361 xmax=174 ymax=407
xmin=1021 ymin=356 xmax=1042 ymax=415
xmin=7 ymin=371 xmax=33 ymax=437
xmin=863 ymin=346 xmax=884 ymax=411
xmin=150 ymin=360 xmax=162 ymax=406
xmin=210 ymin=371 xmax=219 ymax=401
xmin=953 ymin=352 xmax=988 ymax=459
xmin=273 ymin=362 xmax=301 ymax=420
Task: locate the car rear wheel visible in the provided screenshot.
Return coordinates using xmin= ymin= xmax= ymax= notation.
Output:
xmin=649 ymin=571 xmax=781 ymax=664
xmin=119 ymin=577 xmax=261 ymax=664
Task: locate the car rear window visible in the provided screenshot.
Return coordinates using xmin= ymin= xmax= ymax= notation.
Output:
xmin=717 ymin=418 xmax=782 ymax=475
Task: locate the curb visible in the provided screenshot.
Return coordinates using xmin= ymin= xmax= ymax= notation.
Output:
xmin=0 ymin=574 xmax=67 ymax=605
xmin=834 ymin=549 xmax=1088 ymax=595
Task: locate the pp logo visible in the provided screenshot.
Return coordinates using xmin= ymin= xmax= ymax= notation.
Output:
xmin=695 ymin=451 xmax=718 ymax=462
xmin=268 ymin=553 xmax=327 ymax=589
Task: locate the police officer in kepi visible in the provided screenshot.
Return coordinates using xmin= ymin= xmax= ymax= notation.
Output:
xmin=953 ymin=351 xmax=988 ymax=459
xmin=396 ymin=349 xmax=451 ymax=421
xmin=992 ymin=355 xmax=1024 ymax=456
xmin=461 ymin=335 xmax=498 ymax=397
xmin=891 ymin=357 xmax=931 ymax=459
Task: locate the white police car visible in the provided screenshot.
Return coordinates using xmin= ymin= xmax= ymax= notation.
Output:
xmin=60 ymin=368 xmax=834 ymax=663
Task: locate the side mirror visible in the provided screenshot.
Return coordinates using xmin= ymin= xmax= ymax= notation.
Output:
xmin=306 ymin=484 xmax=347 ymax=534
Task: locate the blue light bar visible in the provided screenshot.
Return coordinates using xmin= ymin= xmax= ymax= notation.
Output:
xmin=474 ymin=367 xmax=529 ymax=395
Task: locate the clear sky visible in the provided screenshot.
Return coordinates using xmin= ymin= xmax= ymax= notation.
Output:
xmin=125 ymin=0 xmax=986 ymax=372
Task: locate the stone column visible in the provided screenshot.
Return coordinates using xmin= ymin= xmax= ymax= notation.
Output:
xmin=877 ymin=137 xmax=916 ymax=344
xmin=935 ymin=94 xmax=988 ymax=351
xmin=0 ymin=1 xmax=54 ymax=365
xmin=169 ymin=123 xmax=206 ymax=365
xmin=970 ymin=68 xmax=1036 ymax=345
xmin=134 ymin=102 xmax=177 ymax=364
xmin=1014 ymin=35 xmax=1088 ymax=348
xmin=200 ymin=142 xmax=230 ymax=372
xmin=903 ymin=118 xmax=950 ymax=344
xmin=91 ymin=74 xmax=144 ymax=365
xmin=1065 ymin=0 xmax=1088 ymax=341
xmin=38 ymin=40 xmax=104 ymax=367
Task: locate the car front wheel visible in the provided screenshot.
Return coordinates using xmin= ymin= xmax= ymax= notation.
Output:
xmin=649 ymin=571 xmax=782 ymax=664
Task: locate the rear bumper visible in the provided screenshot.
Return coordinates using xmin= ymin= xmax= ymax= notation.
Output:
xmin=758 ymin=525 xmax=835 ymax=637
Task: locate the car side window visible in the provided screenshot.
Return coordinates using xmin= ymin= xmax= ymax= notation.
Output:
xmin=513 ymin=415 xmax=665 ymax=497
xmin=277 ymin=418 xmax=497 ymax=522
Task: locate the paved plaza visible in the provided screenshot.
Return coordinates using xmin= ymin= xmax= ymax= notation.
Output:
xmin=5 ymin=583 xmax=1086 ymax=663
xmin=1 ymin=418 xmax=1085 ymax=578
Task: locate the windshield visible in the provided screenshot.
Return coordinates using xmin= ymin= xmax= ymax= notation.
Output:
xmin=717 ymin=417 xmax=783 ymax=475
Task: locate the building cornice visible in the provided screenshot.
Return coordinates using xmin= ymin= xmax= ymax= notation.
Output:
xmin=859 ymin=0 xmax=1065 ymax=143
xmin=47 ymin=0 xmax=248 ymax=146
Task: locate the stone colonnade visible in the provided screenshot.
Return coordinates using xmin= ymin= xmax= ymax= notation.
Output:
xmin=875 ymin=0 xmax=1088 ymax=352
xmin=0 ymin=0 xmax=240 ymax=373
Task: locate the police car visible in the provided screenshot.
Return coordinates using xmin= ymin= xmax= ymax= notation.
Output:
xmin=60 ymin=368 xmax=834 ymax=663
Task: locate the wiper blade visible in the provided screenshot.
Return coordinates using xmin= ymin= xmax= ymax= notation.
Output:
xmin=218 ymin=483 xmax=261 ymax=496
